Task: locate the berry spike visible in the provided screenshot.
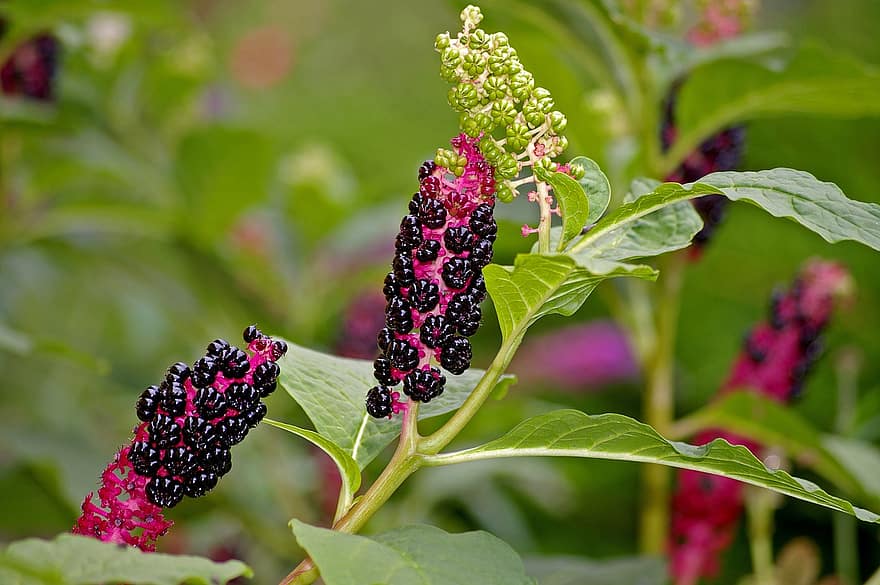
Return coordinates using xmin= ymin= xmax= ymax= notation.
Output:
xmin=366 ymin=134 xmax=496 ymax=418
xmin=668 ymin=260 xmax=852 ymax=585
xmin=73 ymin=325 xmax=287 ymax=550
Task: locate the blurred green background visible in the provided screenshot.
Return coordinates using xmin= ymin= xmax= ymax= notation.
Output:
xmin=1 ymin=1 xmax=878 ymax=583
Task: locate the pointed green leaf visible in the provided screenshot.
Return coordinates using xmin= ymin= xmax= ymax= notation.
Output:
xmin=0 ymin=534 xmax=251 ymax=585
xmin=543 ymin=170 xmax=590 ymax=251
xmin=292 ymin=521 xmax=535 ymax=585
xmin=672 ymin=391 xmax=867 ymax=500
xmin=262 ymin=419 xmax=361 ymax=508
xmin=276 ymin=341 xmax=516 ymax=468
xmin=570 ymin=156 xmax=611 ymax=225
xmin=484 ymin=254 xmax=653 ymax=345
xmin=672 ymin=44 xmax=880 ymax=168
xmin=699 ymin=169 xmax=880 ymax=250
xmin=423 ymin=410 xmax=880 ymax=524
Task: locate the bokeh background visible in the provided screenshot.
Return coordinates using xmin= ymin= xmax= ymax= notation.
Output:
xmin=1 ymin=1 xmax=878 ymax=583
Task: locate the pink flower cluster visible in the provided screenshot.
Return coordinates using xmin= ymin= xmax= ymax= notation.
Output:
xmin=669 ymin=260 xmax=851 ymax=585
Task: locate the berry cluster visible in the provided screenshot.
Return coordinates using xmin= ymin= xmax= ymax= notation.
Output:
xmin=73 ymin=326 xmax=287 ymax=550
xmin=0 ymin=21 xmax=59 ymax=101
xmin=669 ymin=261 xmax=851 ymax=585
xmin=366 ymin=134 xmax=496 ymax=419
xmin=661 ymin=86 xmax=745 ymax=251
xmin=435 ymin=5 xmax=576 ymax=204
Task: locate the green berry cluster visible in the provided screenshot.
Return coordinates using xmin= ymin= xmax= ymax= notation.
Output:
xmin=435 ymin=5 xmax=572 ymax=202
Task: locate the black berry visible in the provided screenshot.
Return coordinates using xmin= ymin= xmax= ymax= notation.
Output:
xmin=402 ymin=367 xmax=445 ymax=402
xmin=366 ymin=386 xmax=393 ymax=418
xmin=146 ymin=476 xmax=184 ymax=508
xmin=440 ymin=337 xmax=472 ymax=375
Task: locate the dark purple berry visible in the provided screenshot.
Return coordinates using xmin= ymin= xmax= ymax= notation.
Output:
xmin=136 ymin=385 xmax=161 ymax=422
xmin=440 ymin=337 xmax=472 ymax=375
xmin=441 ymin=257 xmax=473 ymax=290
xmin=146 ymin=476 xmax=184 ymax=508
xmin=191 ymin=356 xmax=218 ymax=388
xmin=243 ymin=402 xmax=267 ymax=428
xmin=225 ymin=382 xmax=258 ymax=411
xmin=420 ymin=314 xmax=454 ymax=349
xmin=216 ymin=416 xmax=249 ymax=447
xmin=373 ymin=357 xmax=396 ymax=386
xmin=366 ymin=386 xmax=393 ymax=418
xmin=162 ymin=446 xmax=198 ymax=477
xmin=402 ymin=367 xmax=446 ymax=402
xmin=416 ymin=239 xmax=442 ymax=262
xmin=160 ymin=381 xmax=187 ymax=417
xmin=220 ymin=347 xmax=250 ymax=379
xmin=129 ymin=442 xmax=161 ymax=476
xmin=206 ymin=339 xmax=230 ymax=357
xmin=270 ymin=339 xmax=288 ymax=361
xmin=385 ymin=296 xmax=414 ymax=333
xmin=409 ymin=192 xmax=423 ymax=215
xmin=201 ymin=446 xmax=232 ymax=477
xmin=418 ymin=160 xmax=436 ymax=181
xmin=182 ymin=471 xmax=218 ymax=498
xmin=377 ymin=328 xmax=394 ymax=352
xmin=418 ymin=197 xmax=448 ymax=229
xmin=243 ymin=325 xmax=263 ymax=343
xmin=194 ymin=387 xmax=228 ymax=420
xmin=383 ymin=272 xmax=400 ymax=300
xmin=148 ymin=415 xmax=181 ymax=449
xmin=408 ymin=279 xmax=440 ymax=313
xmin=165 ymin=362 xmax=191 ymax=383
xmin=253 ymin=361 xmax=280 ymax=397
xmin=393 ymin=253 xmax=415 ymax=286
xmin=469 ymin=204 xmax=497 ymax=239
xmin=469 ymin=238 xmax=493 ymax=268
xmin=469 ymin=273 xmax=487 ymax=303
xmin=397 ymin=215 xmax=424 ymax=249
xmin=183 ymin=417 xmax=217 ymax=451
xmin=443 ymin=225 xmax=473 ymax=254
xmin=386 ymin=339 xmax=419 ymax=372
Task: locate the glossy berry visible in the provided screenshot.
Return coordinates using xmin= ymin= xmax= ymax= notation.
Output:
xmin=146 ymin=477 xmax=184 ymax=509
xmin=253 ymin=361 xmax=280 ymax=396
xmin=398 ymin=215 xmax=424 ymax=249
xmin=420 ymin=314 xmax=455 ymax=349
xmin=366 ymin=386 xmax=394 ymax=418
xmin=418 ymin=197 xmax=448 ymax=228
xmin=444 ymin=225 xmax=473 ymax=253
xmin=386 ymin=296 xmax=415 ymax=333
xmin=469 ymin=238 xmax=493 ymax=268
xmin=220 ymin=347 xmax=250 ymax=378
xmin=206 ymin=339 xmax=230 ymax=357
xmin=201 ymin=446 xmax=233 ymax=477
xmin=183 ymin=417 xmax=217 ymax=451
xmin=383 ymin=272 xmax=400 ymax=300
xmin=191 ymin=356 xmax=218 ymax=388
xmin=440 ymin=336 xmax=472 ymax=375
xmin=418 ymin=160 xmax=436 ymax=180
xmin=373 ymin=357 xmax=396 ymax=386
xmin=441 ymin=257 xmax=473 ymax=290
xmin=149 ymin=415 xmax=181 ymax=449
xmin=408 ymin=279 xmax=440 ymax=313
xmin=416 ymin=239 xmax=442 ymax=262
xmin=243 ymin=324 xmax=263 ymax=343
xmin=160 ymin=381 xmax=187 ymax=417
xmin=194 ymin=387 xmax=228 ymax=420
xmin=271 ymin=339 xmax=288 ymax=361
xmin=165 ymin=361 xmax=191 ymax=383
xmin=403 ymin=367 xmax=445 ymax=402
xmin=469 ymin=204 xmax=497 ymax=238
xmin=216 ymin=416 xmax=249 ymax=447
xmin=136 ymin=385 xmax=161 ymax=422
xmin=377 ymin=328 xmax=394 ymax=352
xmin=243 ymin=402 xmax=268 ymax=428
xmin=387 ymin=339 xmax=420 ymax=372
xmin=225 ymin=382 xmax=258 ymax=411
xmin=162 ymin=446 xmax=198 ymax=477
xmin=183 ymin=471 xmax=218 ymax=498
xmin=128 ymin=442 xmax=160 ymax=477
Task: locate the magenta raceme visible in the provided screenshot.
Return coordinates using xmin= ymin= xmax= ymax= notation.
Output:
xmin=73 ymin=325 xmax=287 ymax=550
xmin=0 ymin=20 xmax=60 ymax=101
xmin=367 ymin=134 xmax=496 ymax=419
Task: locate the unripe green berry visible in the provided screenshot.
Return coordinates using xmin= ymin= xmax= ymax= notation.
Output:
xmin=479 ymin=139 xmax=504 ymax=163
xmin=440 ymin=65 xmax=459 ymax=83
xmin=460 ymin=114 xmax=482 ymax=138
xmin=490 ymin=100 xmax=517 ymax=127
xmin=451 ymin=153 xmax=468 ymax=176
xmin=496 ymin=181 xmax=516 ymax=203
xmin=435 ymin=148 xmax=455 ymax=169
xmin=441 ymin=47 xmax=462 ymax=68
xmin=453 ymin=82 xmax=479 ymax=109
xmin=522 ymin=99 xmax=545 ymax=128
xmin=461 ymin=5 xmax=483 ymax=29
xmin=492 ymin=32 xmax=509 ymax=48
xmin=470 ymin=29 xmax=490 ymax=51
xmin=533 ymin=87 xmax=554 ymax=112
xmin=505 ymin=123 xmax=530 ymax=151
xmin=462 ymin=53 xmax=486 ymax=76
xmin=435 ymin=33 xmax=451 ymax=51
xmin=549 ymin=110 xmax=568 ymax=133
xmin=509 ymin=72 xmax=534 ymax=102
xmin=506 ymin=59 xmax=523 ymax=75
xmin=474 ymin=112 xmax=494 ymax=132
xmin=535 ymin=157 xmax=558 ymax=174
xmin=484 ymin=77 xmax=509 ymax=101
xmin=556 ymin=135 xmax=569 ymax=154
xmin=569 ymin=162 xmax=586 ymax=180
xmin=487 ymin=54 xmax=508 ymax=76
xmin=496 ymin=154 xmax=519 ymax=179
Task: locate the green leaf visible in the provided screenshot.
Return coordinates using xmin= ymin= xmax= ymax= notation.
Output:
xmin=484 ymin=254 xmax=652 ymax=345
xmin=672 ymin=44 xmax=880 ymax=167
xmin=545 ymin=170 xmax=590 ymax=252
xmin=672 ymin=391 xmax=867 ymax=501
xmin=292 ymin=521 xmax=535 ymax=585
xmin=262 ymin=419 xmax=361 ymax=510
xmin=423 ymin=410 xmax=880 ymax=524
xmin=0 ymin=534 xmax=251 ymax=585
xmin=524 ymin=555 xmax=666 ymax=585
xmin=276 ymin=341 xmax=516 ymax=468
xmin=700 ymin=169 xmax=880 ymax=250
xmin=570 ymin=156 xmax=611 ymax=225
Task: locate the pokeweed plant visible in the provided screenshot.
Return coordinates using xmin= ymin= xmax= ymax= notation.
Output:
xmin=3 ymin=4 xmax=880 ymax=585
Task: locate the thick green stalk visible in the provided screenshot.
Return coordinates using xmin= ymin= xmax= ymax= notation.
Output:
xmin=834 ymin=348 xmax=862 ymax=585
xmin=746 ymin=487 xmax=778 ymax=585
xmin=639 ymin=252 xmax=686 ymax=554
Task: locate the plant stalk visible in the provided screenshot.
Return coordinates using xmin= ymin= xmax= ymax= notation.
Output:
xmin=639 ymin=252 xmax=686 ymax=554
